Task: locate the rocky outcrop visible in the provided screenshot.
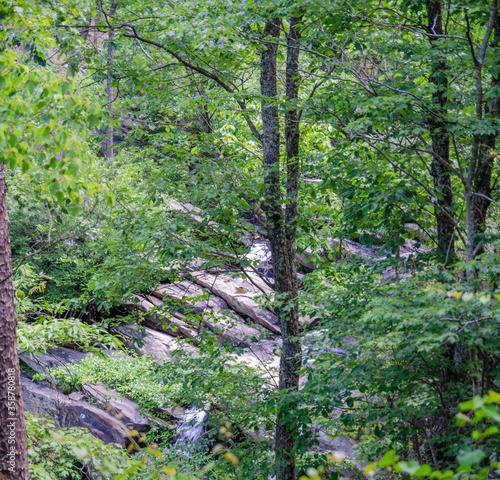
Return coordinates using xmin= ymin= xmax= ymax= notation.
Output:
xmin=19 ymin=347 xmax=87 ymax=375
xmin=82 ymin=382 xmax=150 ymax=433
xmin=151 ymin=280 xmax=263 ymax=346
xmin=22 ymin=375 xmax=143 ymax=447
xmin=114 ymin=323 xmax=199 ymax=361
xmin=189 ymin=271 xmax=281 ymax=334
xmin=20 ymin=348 xmax=155 ymax=447
xmin=122 ymin=295 xmax=198 ymax=338
xmin=152 ymin=280 xmax=228 ymax=313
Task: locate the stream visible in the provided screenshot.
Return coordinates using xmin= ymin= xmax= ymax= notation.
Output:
xmin=174 ymin=407 xmax=209 ymax=455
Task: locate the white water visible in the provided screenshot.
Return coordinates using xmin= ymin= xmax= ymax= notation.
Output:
xmin=245 ymin=242 xmax=273 ymax=279
xmin=175 ymin=407 xmax=208 ymax=450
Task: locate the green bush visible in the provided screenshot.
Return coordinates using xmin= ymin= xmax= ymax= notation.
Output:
xmin=27 ymin=413 xmax=137 ymax=480
xmin=18 ymin=317 xmax=123 ymax=356
xmin=366 ymin=391 xmax=500 ymax=480
xmin=301 ymin=257 xmax=500 ymax=468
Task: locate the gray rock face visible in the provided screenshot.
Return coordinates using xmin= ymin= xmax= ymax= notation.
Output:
xmin=114 ymin=323 xmax=200 ymax=361
xmin=153 ymin=280 xmax=263 ymax=347
xmin=190 ymin=271 xmax=281 ymax=334
xmin=82 ymin=382 xmax=150 ymax=433
xmin=199 ymin=310 xmax=262 ymax=347
xmin=152 ymin=280 xmax=229 ymax=314
xmin=122 ymin=294 xmax=198 ymax=338
xmin=22 ymin=374 xmax=141 ymax=447
xmin=19 ymin=347 xmax=87 ymax=375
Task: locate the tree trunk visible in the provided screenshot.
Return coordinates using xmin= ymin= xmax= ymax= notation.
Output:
xmin=425 ymin=1 xmax=455 ymax=257
xmin=260 ymin=18 xmax=302 ymax=480
xmin=0 ymin=164 xmax=30 ymax=479
xmin=105 ymin=1 xmax=117 ymax=165
xmin=469 ymin=10 xmax=500 ymax=258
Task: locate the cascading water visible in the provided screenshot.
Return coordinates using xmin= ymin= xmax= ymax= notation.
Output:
xmin=245 ymin=242 xmax=273 ymax=279
xmin=174 ymin=407 xmax=208 ymax=454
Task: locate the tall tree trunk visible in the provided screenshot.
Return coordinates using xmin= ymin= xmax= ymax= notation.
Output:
xmin=260 ymin=18 xmax=302 ymax=480
xmin=469 ymin=10 xmax=500 ymax=258
xmin=105 ymin=1 xmax=117 ymax=165
xmin=426 ymin=1 xmax=455 ymax=257
xmin=0 ymin=164 xmax=30 ymax=479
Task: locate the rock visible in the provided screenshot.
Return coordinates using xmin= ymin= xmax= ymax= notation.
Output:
xmin=19 ymin=347 xmax=87 ymax=375
xmin=122 ymin=294 xmax=198 ymax=338
xmin=199 ymin=310 xmax=262 ymax=347
xmin=144 ymin=314 xmax=198 ymax=339
xmin=152 ymin=280 xmax=262 ymax=347
xmin=309 ymin=425 xmax=369 ymax=477
xmin=22 ymin=374 xmax=140 ymax=447
xmin=190 ymin=271 xmax=281 ymax=334
xmin=167 ymin=199 xmax=203 ymax=223
xmin=113 ymin=324 xmax=200 ymax=361
xmin=152 ymin=280 xmax=229 ymax=314
xmin=82 ymin=382 xmax=150 ymax=433
xmin=296 ymin=246 xmax=319 ymax=271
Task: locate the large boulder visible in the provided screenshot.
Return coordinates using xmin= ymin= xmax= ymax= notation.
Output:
xmin=189 ymin=271 xmax=281 ymax=334
xmin=113 ymin=323 xmax=200 ymax=361
xmin=122 ymin=295 xmax=198 ymax=338
xmin=22 ymin=375 xmax=143 ymax=447
xmin=19 ymin=347 xmax=87 ymax=375
xmin=82 ymin=382 xmax=151 ymax=432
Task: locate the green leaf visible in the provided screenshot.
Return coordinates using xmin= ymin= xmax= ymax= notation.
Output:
xmin=457 ymin=449 xmax=486 ymax=466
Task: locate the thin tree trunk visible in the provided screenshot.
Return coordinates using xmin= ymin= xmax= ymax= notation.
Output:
xmin=425 ymin=1 xmax=455 ymax=256
xmin=0 ymin=164 xmax=30 ymax=479
xmin=105 ymin=1 xmax=117 ymax=165
xmin=260 ymin=18 xmax=302 ymax=480
xmin=470 ymin=10 xmax=500 ymax=257
xmin=278 ymin=15 xmax=303 ymax=480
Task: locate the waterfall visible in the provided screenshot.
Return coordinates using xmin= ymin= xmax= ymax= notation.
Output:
xmin=246 ymin=242 xmax=273 ymax=279
xmin=174 ymin=407 xmax=208 ymax=452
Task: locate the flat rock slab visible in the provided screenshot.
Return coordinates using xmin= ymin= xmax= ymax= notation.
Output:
xmin=114 ymin=324 xmax=200 ymax=361
xmin=152 ymin=280 xmax=229 ymax=314
xmin=22 ymin=374 xmax=139 ymax=447
xmin=190 ymin=271 xmax=281 ymax=335
xmin=123 ymin=294 xmax=198 ymax=338
xmin=82 ymin=382 xmax=150 ymax=432
xmin=19 ymin=347 xmax=87 ymax=375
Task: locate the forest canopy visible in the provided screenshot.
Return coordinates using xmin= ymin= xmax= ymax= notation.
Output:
xmin=0 ymin=1 xmax=499 ymax=480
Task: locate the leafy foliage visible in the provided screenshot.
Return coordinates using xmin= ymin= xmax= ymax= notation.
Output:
xmin=27 ymin=413 xmax=136 ymax=480
xmin=366 ymin=391 xmax=500 ymax=480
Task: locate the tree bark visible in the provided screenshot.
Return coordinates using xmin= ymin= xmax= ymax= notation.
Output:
xmin=469 ymin=9 xmax=500 ymax=258
xmin=105 ymin=1 xmax=117 ymax=165
xmin=260 ymin=18 xmax=302 ymax=480
xmin=425 ymin=1 xmax=455 ymax=257
xmin=0 ymin=164 xmax=30 ymax=479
